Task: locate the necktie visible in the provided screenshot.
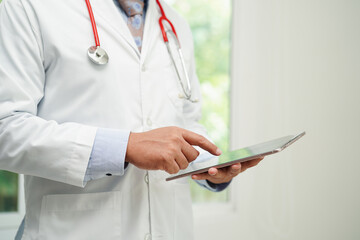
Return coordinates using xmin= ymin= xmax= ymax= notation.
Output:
xmin=118 ymin=0 xmax=145 ymax=52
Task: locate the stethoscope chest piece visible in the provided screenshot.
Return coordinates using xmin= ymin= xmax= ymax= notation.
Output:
xmin=88 ymin=46 xmax=109 ymax=65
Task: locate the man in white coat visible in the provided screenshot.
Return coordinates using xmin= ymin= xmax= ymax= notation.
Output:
xmin=0 ymin=0 xmax=262 ymax=239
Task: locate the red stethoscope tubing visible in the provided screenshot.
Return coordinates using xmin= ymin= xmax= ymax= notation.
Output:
xmin=84 ymin=0 xmax=193 ymax=98
xmin=85 ymin=0 xmax=100 ymax=47
xmin=85 ymin=0 xmax=178 ymax=47
xmin=156 ymin=0 xmax=179 ymax=44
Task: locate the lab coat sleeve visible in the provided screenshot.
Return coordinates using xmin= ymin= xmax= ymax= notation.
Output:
xmin=0 ymin=0 xmax=97 ymax=187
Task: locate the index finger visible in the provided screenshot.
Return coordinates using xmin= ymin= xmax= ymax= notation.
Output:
xmin=181 ymin=130 xmax=222 ymax=156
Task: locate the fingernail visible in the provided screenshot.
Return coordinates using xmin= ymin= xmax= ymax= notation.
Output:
xmin=209 ymin=169 xmax=216 ymax=176
xmin=216 ymin=148 xmax=222 ymax=155
xmin=233 ymin=165 xmax=241 ymax=170
xmin=192 ymin=175 xmax=198 ymax=180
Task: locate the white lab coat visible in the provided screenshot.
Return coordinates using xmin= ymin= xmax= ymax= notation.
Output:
xmin=0 ymin=0 xmax=208 ymax=239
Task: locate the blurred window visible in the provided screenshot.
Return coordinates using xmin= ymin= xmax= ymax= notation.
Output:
xmin=0 ymin=171 xmax=18 ymax=212
xmin=166 ymin=0 xmax=231 ymax=203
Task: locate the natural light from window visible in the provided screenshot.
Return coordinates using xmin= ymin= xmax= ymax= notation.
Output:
xmin=166 ymin=0 xmax=231 ymax=203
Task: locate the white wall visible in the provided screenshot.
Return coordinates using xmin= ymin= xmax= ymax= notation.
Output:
xmin=229 ymin=0 xmax=360 ymax=239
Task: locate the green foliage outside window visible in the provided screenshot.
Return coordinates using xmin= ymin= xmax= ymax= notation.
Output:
xmin=0 ymin=171 xmax=18 ymax=212
xmin=168 ymin=0 xmax=231 ymax=203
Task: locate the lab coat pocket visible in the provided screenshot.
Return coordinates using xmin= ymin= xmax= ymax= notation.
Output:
xmin=38 ymin=191 xmax=123 ymax=240
xmin=167 ymin=90 xmax=186 ymax=114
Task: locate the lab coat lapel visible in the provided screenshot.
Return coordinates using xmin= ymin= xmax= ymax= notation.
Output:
xmin=140 ymin=0 xmax=161 ymax=63
xmin=90 ymin=0 xmax=141 ymax=58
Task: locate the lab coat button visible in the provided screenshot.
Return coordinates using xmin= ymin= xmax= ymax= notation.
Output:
xmin=144 ymin=233 xmax=152 ymax=240
xmin=141 ymin=64 xmax=146 ymax=72
xmin=146 ymin=118 xmax=152 ymax=126
xmin=144 ymin=173 xmax=149 ymax=184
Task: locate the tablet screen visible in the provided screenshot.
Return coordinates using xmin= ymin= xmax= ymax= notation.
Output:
xmin=166 ymin=132 xmax=305 ymax=181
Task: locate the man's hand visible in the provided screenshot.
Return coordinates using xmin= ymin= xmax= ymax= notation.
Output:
xmin=191 ymin=158 xmax=263 ymax=184
xmin=125 ymin=127 xmax=222 ymax=174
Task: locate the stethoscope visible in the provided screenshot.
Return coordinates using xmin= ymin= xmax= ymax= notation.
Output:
xmin=84 ymin=0 xmax=196 ymax=102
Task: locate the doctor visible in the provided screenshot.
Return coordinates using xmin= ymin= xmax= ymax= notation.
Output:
xmin=0 ymin=0 xmax=262 ymax=239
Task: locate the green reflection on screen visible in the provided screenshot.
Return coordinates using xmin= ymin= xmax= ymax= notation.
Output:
xmin=0 ymin=170 xmax=18 ymax=212
xmin=219 ymin=148 xmax=254 ymax=164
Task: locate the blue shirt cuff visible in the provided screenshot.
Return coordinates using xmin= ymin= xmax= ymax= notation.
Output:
xmin=190 ymin=152 xmax=231 ymax=192
xmin=195 ymin=179 xmax=231 ymax=192
xmin=84 ymin=128 xmax=130 ymax=183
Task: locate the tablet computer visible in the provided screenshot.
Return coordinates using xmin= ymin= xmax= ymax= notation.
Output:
xmin=166 ymin=131 xmax=305 ymax=181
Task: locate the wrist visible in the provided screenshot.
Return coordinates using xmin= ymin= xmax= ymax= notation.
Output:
xmin=125 ymin=132 xmax=139 ymax=163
